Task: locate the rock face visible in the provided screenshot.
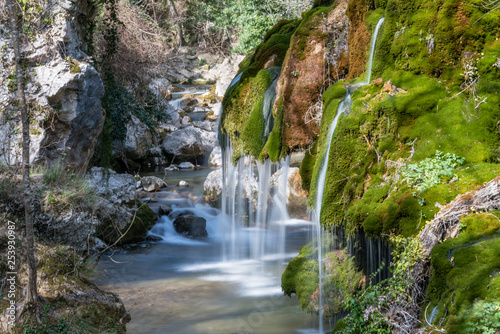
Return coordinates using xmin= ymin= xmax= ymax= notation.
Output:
xmin=173 ymin=214 xmax=208 ymax=239
xmin=274 ymin=0 xmax=349 ymax=151
xmin=0 ymin=0 xmax=104 ymax=171
xmin=210 ymin=54 xmax=246 ymax=97
xmin=162 ymin=126 xmax=217 ymax=160
xmin=113 ymin=115 xmax=153 ymax=160
xmin=86 ymin=167 xmax=136 ymax=205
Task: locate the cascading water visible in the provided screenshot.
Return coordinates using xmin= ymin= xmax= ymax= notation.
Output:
xmin=313 ymin=17 xmax=385 ymax=333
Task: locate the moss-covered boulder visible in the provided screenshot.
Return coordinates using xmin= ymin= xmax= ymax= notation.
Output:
xmin=95 ymin=200 xmax=156 ymax=245
xmin=426 ymin=212 xmax=500 ymax=332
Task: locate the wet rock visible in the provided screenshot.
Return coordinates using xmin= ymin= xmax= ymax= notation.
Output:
xmin=181 ymin=115 xmax=191 ymax=125
xmin=179 ymin=162 xmax=195 ymax=169
xmin=146 ymin=235 xmax=163 ymax=242
xmin=177 ymin=180 xmax=189 ymax=187
xmin=141 ymin=176 xmax=168 ymax=192
xmin=173 ymin=214 xmax=208 ymax=239
xmin=165 ymin=165 xmax=179 ymax=171
xmin=158 ymin=206 xmax=173 ymax=216
xmin=203 ymin=169 xmax=222 ymax=206
xmin=209 ymin=147 xmax=222 ymax=167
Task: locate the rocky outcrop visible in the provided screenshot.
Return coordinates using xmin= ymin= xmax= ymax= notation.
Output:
xmin=86 ymin=167 xmax=136 ymax=205
xmin=0 ymin=0 xmax=104 ymax=171
xmin=173 ymin=214 xmax=208 ymax=239
xmin=209 ymin=54 xmax=246 ymax=97
xmin=274 ymin=0 xmax=349 ymax=151
xmin=113 ymin=115 xmax=153 ymax=160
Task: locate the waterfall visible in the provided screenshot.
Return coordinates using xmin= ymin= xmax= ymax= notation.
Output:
xmin=361 ymin=17 xmax=385 ymax=85
xmin=220 ymin=141 xmax=293 ymax=263
xmin=313 ymin=17 xmax=385 ymax=333
xmin=220 ymin=66 xmax=291 ymax=264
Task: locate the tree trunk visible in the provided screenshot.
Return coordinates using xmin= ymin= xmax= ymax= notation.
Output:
xmin=167 ymin=0 xmax=183 ymax=48
xmin=6 ymin=0 xmax=38 ymax=307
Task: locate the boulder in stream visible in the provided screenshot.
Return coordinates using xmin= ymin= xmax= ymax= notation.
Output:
xmin=162 ymin=126 xmax=217 ymax=160
xmin=173 ymin=214 xmax=208 ymax=239
xmin=141 ymin=176 xmax=168 ymax=192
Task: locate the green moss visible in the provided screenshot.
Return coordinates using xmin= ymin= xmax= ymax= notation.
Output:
xmin=282 ymin=243 xmax=319 ymax=311
xmin=97 ymin=202 xmax=156 ymax=245
xmin=221 ymin=19 xmax=300 ymax=162
xmin=261 ymin=97 xmax=285 ymax=161
xmin=299 ymin=141 xmax=318 ymax=191
xmin=332 ymin=318 xmax=347 ymax=333
xmin=427 ymin=212 xmax=500 ymax=332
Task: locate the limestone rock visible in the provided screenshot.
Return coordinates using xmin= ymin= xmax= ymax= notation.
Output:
xmin=149 ymin=78 xmax=172 ymax=100
xmin=141 ymin=176 xmax=168 ymax=192
xmin=173 ymin=214 xmax=208 ymax=239
xmin=177 ymin=180 xmax=189 ymax=187
xmin=112 ymin=115 xmax=153 ymax=160
xmin=203 ymin=168 xmax=223 ymax=206
xmin=86 ymin=167 xmax=136 ymax=205
xmin=270 ymin=167 xmax=308 ymax=218
xmin=206 ymin=54 xmax=246 ymax=97
xmin=0 ymin=0 xmax=105 ymax=170
xmin=162 ymin=126 xmax=218 ymax=160
xmin=179 ymin=162 xmax=195 ymax=169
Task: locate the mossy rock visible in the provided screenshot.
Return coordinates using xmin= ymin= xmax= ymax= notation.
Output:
xmin=281 ymin=243 xmax=319 ymax=312
xmin=97 ymin=202 xmax=156 ymax=245
xmin=426 ymin=212 xmax=500 ymax=332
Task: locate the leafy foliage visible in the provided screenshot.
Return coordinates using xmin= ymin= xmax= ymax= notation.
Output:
xmin=464 ymin=301 xmax=500 ymax=334
xmin=183 ymin=0 xmax=312 ymax=54
xmin=401 ymin=150 xmax=466 ymax=194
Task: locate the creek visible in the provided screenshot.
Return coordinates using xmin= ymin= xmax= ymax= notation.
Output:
xmin=93 ymin=167 xmax=327 ymax=333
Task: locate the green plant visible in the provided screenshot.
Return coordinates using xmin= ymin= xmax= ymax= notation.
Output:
xmin=340 ymin=236 xmax=423 ymax=333
xmin=401 ymin=150 xmax=466 ymax=195
xmin=464 ymin=301 xmax=500 ymax=333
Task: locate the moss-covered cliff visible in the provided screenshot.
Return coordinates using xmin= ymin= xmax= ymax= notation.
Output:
xmin=221 ymin=0 xmax=500 ymax=332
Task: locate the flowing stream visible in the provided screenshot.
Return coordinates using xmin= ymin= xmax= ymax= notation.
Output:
xmin=93 ymin=167 xmax=323 ymax=333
